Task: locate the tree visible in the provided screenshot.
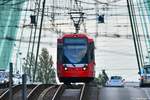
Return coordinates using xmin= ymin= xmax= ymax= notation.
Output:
xmin=36 ymin=48 xmax=56 ymax=84
xmin=94 ymin=72 xmax=108 ymax=86
xmin=94 ymin=74 xmax=105 ymax=86
xmin=22 ymin=52 xmax=36 ymax=81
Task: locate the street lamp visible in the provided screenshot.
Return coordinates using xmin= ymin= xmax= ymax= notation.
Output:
xmin=69 ymin=11 xmax=84 ymax=33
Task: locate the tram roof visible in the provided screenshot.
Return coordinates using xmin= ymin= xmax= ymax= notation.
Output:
xmin=58 ymin=33 xmax=93 ymax=41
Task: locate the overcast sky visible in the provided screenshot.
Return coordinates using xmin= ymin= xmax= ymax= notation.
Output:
xmin=12 ymin=0 xmax=149 ymax=81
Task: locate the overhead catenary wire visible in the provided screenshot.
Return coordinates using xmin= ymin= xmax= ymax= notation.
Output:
xmin=2 ymin=2 xmax=150 ymax=25
xmin=9 ymin=0 xmax=149 ymax=69
xmin=2 ymin=0 xmax=150 ymax=12
xmin=0 ymin=0 xmax=148 ymax=80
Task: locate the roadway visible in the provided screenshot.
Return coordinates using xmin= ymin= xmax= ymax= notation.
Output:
xmin=99 ymin=82 xmax=150 ymax=100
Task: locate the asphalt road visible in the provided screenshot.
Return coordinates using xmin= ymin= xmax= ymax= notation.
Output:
xmin=99 ymin=86 xmax=150 ymax=100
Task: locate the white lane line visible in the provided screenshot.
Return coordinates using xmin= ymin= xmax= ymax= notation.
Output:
xmin=130 ymin=97 xmax=148 ymax=100
xmin=0 ymin=0 xmax=14 ymax=55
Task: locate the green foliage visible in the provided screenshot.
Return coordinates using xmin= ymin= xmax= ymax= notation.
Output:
xmin=22 ymin=52 xmax=35 ymax=81
xmin=94 ymin=73 xmax=108 ymax=86
xmin=94 ymin=74 xmax=104 ymax=86
xmin=22 ymin=48 xmax=56 ymax=84
xmin=36 ymin=48 xmax=56 ymax=84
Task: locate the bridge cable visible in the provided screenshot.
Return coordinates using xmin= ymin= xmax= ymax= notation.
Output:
xmin=137 ymin=0 xmax=150 ymax=64
xmin=130 ymin=0 xmax=144 ymax=68
xmin=141 ymin=0 xmax=150 ymax=64
xmin=127 ymin=0 xmax=143 ymax=73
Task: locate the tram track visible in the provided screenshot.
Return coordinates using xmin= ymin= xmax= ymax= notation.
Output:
xmin=0 ymin=84 xmax=60 ymax=100
xmin=0 ymin=88 xmax=8 ymax=96
xmin=27 ymin=84 xmax=52 ymax=100
xmin=0 ymin=85 xmax=21 ymax=100
xmin=0 ymin=83 xmax=98 ymax=100
xmin=79 ymin=84 xmax=87 ymax=100
xmin=13 ymin=84 xmax=37 ymax=100
xmin=80 ymin=83 xmax=99 ymax=100
xmin=52 ymin=84 xmax=90 ymax=100
xmin=52 ymin=84 xmax=66 ymax=100
xmin=0 ymin=84 xmax=37 ymax=100
xmin=37 ymin=85 xmax=60 ymax=100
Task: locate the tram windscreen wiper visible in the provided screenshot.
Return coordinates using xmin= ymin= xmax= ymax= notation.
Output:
xmin=71 ymin=63 xmax=76 ymax=67
xmin=64 ymin=63 xmax=76 ymax=67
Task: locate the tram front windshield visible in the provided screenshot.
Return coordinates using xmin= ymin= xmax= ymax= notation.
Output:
xmin=63 ymin=38 xmax=88 ymax=64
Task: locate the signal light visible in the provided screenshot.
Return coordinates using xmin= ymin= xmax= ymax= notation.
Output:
xmin=30 ymin=15 xmax=36 ymax=24
xmin=97 ymin=14 xmax=104 ymax=23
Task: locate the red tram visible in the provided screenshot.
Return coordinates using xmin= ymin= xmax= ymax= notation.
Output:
xmin=57 ymin=33 xmax=95 ymax=83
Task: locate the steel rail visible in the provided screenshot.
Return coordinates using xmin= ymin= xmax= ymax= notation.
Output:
xmin=27 ymin=84 xmax=52 ymax=100
xmin=37 ymin=85 xmax=58 ymax=100
xmin=0 ymin=85 xmax=21 ymax=100
xmin=79 ymin=84 xmax=87 ymax=100
xmin=51 ymin=84 xmax=65 ymax=100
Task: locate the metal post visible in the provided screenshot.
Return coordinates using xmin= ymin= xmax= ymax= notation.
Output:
xmin=95 ymin=2 xmax=98 ymax=37
xmin=75 ymin=24 xmax=79 ymax=34
xmin=22 ymin=74 xmax=27 ymax=100
xmin=33 ymin=0 xmax=46 ymax=82
xmin=27 ymin=24 xmax=33 ymax=82
xmin=52 ymin=0 xmax=55 ymax=27
xmin=30 ymin=0 xmax=42 ymax=82
xmin=9 ymin=63 xmax=13 ymax=100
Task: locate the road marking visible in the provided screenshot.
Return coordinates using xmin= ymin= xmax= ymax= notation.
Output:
xmin=131 ymin=97 xmax=148 ymax=100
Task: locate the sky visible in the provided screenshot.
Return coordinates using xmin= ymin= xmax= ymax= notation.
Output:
xmin=12 ymin=0 xmax=149 ymax=82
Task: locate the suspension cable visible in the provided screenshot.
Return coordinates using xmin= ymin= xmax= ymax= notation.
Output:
xmin=127 ymin=0 xmax=142 ymax=73
xmin=131 ymin=0 xmax=144 ymax=66
xmin=137 ymin=0 xmax=150 ymax=64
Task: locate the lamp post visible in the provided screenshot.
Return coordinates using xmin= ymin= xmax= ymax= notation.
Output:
xmin=69 ymin=11 xmax=84 ymax=34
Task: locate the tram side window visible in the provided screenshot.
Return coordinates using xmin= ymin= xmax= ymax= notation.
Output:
xmin=89 ymin=42 xmax=95 ymax=62
xmin=57 ymin=44 xmax=62 ymax=63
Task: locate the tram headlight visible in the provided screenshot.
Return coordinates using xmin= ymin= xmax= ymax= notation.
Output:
xmin=63 ymin=64 xmax=68 ymax=71
xmin=1 ymin=80 xmax=4 ymax=83
xmin=64 ymin=67 xmax=68 ymax=71
xmin=83 ymin=64 xmax=88 ymax=71
xmin=83 ymin=67 xmax=87 ymax=71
